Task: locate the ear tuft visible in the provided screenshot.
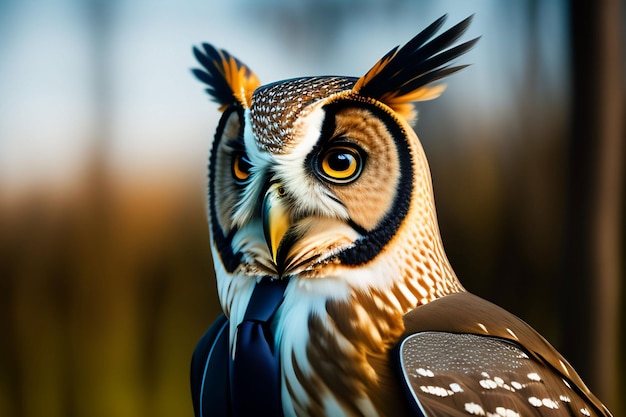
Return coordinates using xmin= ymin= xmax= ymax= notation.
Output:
xmin=192 ymin=44 xmax=261 ymax=111
xmin=353 ymin=15 xmax=479 ymax=121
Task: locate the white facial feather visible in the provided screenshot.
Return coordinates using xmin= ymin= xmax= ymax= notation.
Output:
xmin=272 ymin=104 xmax=350 ymax=221
xmin=230 ymin=110 xmax=274 ymax=228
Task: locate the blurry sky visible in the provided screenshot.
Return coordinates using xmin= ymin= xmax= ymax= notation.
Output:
xmin=0 ymin=0 xmax=568 ymax=198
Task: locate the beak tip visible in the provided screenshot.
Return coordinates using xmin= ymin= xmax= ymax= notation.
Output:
xmin=262 ymin=183 xmax=291 ymax=270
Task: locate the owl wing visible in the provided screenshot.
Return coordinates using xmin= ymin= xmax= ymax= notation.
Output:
xmin=396 ymin=292 xmax=612 ymax=417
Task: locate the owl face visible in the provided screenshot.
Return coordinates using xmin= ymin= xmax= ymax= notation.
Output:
xmin=210 ymin=76 xmax=413 ymax=279
xmin=194 ymin=15 xmax=476 ymax=314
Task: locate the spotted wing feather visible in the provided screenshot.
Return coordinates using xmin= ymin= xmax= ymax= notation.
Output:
xmin=353 ymin=14 xmax=478 ymax=120
xmin=400 ymin=332 xmax=604 ymax=416
xmin=399 ymin=293 xmax=612 ymax=417
xmin=192 ymin=43 xmax=260 ymax=111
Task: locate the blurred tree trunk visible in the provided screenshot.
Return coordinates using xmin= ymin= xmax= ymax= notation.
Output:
xmin=564 ymin=0 xmax=624 ymax=413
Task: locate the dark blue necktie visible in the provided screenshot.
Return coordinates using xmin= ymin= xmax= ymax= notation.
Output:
xmin=230 ymin=277 xmax=288 ymax=417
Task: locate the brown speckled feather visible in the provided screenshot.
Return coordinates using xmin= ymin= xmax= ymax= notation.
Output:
xmin=250 ymin=77 xmax=356 ymax=153
xmin=400 ymin=292 xmax=612 ymax=416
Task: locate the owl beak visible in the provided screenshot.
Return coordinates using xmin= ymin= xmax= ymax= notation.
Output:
xmin=262 ymin=182 xmax=291 ymax=266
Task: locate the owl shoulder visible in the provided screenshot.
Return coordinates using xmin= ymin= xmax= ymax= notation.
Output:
xmin=395 ymin=292 xmax=611 ymax=416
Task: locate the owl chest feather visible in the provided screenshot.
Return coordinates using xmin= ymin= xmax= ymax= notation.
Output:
xmin=273 ymin=280 xmax=411 ymax=417
xmin=222 ymin=262 xmax=454 ymax=417
xmin=219 ymin=225 xmax=461 ymax=416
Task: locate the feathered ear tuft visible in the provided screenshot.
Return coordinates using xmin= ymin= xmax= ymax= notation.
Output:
xmin=353 ymin=15 xmax=479 ymax=121
xmin=192 ymin=44 xmax=261 ymax=111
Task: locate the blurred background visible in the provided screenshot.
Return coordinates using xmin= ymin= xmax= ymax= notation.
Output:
xmin=0 ymin=0 xmax=623 ymax=416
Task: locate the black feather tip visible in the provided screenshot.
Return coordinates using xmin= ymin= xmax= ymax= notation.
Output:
xmin=358 ymin=14 xmax=479 ymax=101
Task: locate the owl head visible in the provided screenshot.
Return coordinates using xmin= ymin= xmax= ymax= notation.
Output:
xmin=193 ymin=15 xmax=477 ymax=315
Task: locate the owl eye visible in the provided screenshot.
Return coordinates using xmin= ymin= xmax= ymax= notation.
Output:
xmin=232 ymin=153 xmax=252 ymax=184
xmin=317 ymin=145 xmax=364 ymax=184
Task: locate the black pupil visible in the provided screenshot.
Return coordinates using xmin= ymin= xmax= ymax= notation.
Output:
xmin=238 ymin=156 xmax=252 ymax=173
xmin=328 ymin=152 xmax=352 ymax=172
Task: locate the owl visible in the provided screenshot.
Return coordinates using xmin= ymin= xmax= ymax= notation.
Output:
xmin=189 ymin=15 xmax=612 ymax=417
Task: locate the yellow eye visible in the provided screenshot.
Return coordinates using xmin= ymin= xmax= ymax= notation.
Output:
xmin=318 ymin=145 xmax=363 ymax=184
xmin=232 ymin=153 xmax=252 ymax=183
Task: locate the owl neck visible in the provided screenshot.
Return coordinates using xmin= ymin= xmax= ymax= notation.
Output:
xmin=391 ymin=125 xmax=465 ymax=305
xmin=274 ymin=240 xmax=463 ymax=416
